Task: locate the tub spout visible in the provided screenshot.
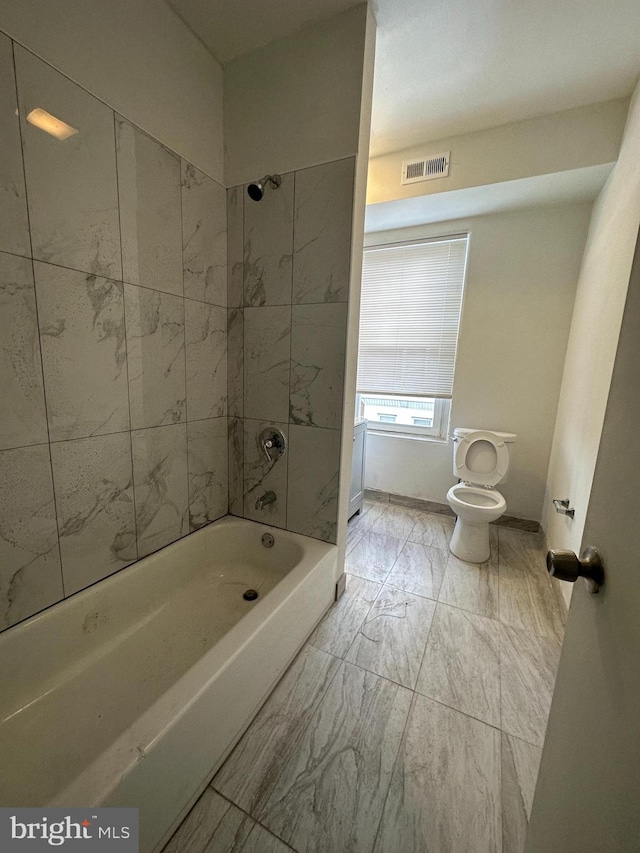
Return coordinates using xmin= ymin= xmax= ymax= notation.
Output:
xmin=255 ymin=490 xmax=277 ymax=510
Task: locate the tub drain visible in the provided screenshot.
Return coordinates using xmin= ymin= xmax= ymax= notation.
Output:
xmin=243 ymin=589 xmax=259 ymax=601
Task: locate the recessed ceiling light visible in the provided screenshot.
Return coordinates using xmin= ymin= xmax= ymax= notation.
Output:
xmin=26 ymin=108 xmax=78 ymax=140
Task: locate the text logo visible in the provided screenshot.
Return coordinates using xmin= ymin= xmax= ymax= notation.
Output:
xmin=0 ymin=809 xmax=138 ymax=851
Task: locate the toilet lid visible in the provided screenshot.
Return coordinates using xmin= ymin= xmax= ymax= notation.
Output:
xmin=454 ymin=429 xmax=509 ymax=487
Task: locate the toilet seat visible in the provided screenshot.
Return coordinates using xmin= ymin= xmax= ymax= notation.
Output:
xmin=447 ymin=483 xmax=506 ymax=514
xmin=454 ymin=429 xmax=509 ymax=487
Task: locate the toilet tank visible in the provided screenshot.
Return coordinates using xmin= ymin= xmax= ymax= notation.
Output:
xmin=452 ymin=428 xmax=517 ymax=484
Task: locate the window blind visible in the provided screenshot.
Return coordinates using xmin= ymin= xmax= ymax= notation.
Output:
xmin=357 ymin=235 xmax=468 ymax=398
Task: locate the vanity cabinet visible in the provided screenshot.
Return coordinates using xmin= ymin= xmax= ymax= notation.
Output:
xmin=349 ymin=419 xmax=367 ymax=519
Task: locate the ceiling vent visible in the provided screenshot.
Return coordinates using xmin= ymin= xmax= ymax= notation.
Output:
xmin=401 ymin=152 xmax=450 ymax=185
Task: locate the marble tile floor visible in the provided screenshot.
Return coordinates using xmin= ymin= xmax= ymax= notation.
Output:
xmin=164 ymin=501 xmax=565 ymax=853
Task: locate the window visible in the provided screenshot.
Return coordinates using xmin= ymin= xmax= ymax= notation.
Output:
xmin=356 ymin=234 xmax=468 ymax=438
xmin=357 ymin=393 xmax=450 ymax=436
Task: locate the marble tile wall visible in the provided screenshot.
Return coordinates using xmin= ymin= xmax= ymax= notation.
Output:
xmin=227 ymin=157 xmax=355 ymax=543
xmin=0 ymin=39 xmax=228 ymax=631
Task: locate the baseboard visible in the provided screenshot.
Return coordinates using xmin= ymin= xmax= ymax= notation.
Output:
xmin=364 ymin=488 xmax=390 ymax=504
xmin=495 ymin=515 xmax=540 ymax=533
xmin=364 ymin=488 xmax=540 ymax=533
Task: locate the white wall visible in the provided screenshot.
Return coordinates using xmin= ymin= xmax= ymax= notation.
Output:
xmin=543 ymin=81 xmax=640 ymax=561
xmin=336 ymin=6 xmax=377 ymax=571
xmin=224 ymin=4 xmax=369 ymax=186
xmin=0 ymin=0 xmax=224 ymax=181
xmin=365 ymin=203 xmax=592 ymax=521
xmin=367 ymin=99 xmax=628 ymax=206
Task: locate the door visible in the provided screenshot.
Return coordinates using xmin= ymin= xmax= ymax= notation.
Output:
xmin=525 ymin=229 xmax=640 ymax=851
xmin=348 ymin=420 xmax=367 ymax=518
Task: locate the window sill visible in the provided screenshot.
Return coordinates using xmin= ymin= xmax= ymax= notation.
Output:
xmin=365 ymin=426 xmax=449 ymax=445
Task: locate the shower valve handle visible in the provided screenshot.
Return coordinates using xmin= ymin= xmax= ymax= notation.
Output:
xmin=258 ymin=427 xmax=287 ymax=462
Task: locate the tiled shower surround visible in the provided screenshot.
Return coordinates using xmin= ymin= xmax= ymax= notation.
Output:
xmin=227 ymin=156 xmax=354 ymax=542
xmin=0 ymin=33 xmax=356 ymax=631
xmin=0 ymin=36 xmax=228 ymax=630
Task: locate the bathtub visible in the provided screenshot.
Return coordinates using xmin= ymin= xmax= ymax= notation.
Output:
xmin=0 ymin=516 xmax=337 ymax=852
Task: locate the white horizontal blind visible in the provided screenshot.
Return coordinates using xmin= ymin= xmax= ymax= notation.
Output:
xmin=357 ymin=235 xmax=468 ymax=398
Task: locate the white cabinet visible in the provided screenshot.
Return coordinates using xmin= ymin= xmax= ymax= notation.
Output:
xmin=349 ymin=419 xmax=367 ymax=519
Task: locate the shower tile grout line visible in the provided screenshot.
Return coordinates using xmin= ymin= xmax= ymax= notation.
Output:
xmin=0 ymin=414 xmax=229 ymax=456
xmin=179 ymin=149 xmax=190 ymax=536
xmin=11 ymin=37 xmax=66 ymax=598
xmin=113 ymin=109 xmax=140 ymax=565
xmin=7 ymin=248 xmax=231 ymax=308
xmin=236 ymin=185 xmax=247 ymax=518
xmin=240 ymin=183 xmax=245 ymax=519
xmin=242 ymin=297 xmax=349 ymax=309
xmin=285 ymin=170 xmax=295 ymax=531
xmin=0 ymin=416 xmax=211 ymax=451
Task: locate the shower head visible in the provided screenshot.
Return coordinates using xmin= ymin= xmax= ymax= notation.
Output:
xmin=247 ymin=174 xmax=282 ymax=201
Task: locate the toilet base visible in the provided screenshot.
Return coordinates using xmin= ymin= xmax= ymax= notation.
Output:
xmin=450 ymin=517 xmax=491 ymax=563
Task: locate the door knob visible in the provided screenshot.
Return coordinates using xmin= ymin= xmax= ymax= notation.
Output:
xmin=546 ymin=546 xmax=605 ymax=594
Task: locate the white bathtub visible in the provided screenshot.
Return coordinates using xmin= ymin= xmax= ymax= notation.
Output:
xmin=0 ymin=516 xmax=337 ymax=852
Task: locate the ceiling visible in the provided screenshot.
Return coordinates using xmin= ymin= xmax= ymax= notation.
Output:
xmin=365 ymin=164 xmax=613 ymax=232
xmin=166 ymin=0 xmax=640 ymax=158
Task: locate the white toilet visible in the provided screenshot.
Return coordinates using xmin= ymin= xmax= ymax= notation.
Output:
xmin=446 ymin=428 xmax=517 ymax=563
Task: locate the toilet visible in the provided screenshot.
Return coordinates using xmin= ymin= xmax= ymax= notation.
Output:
xmin=446 ymin=428 xmax=517 ymax=563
